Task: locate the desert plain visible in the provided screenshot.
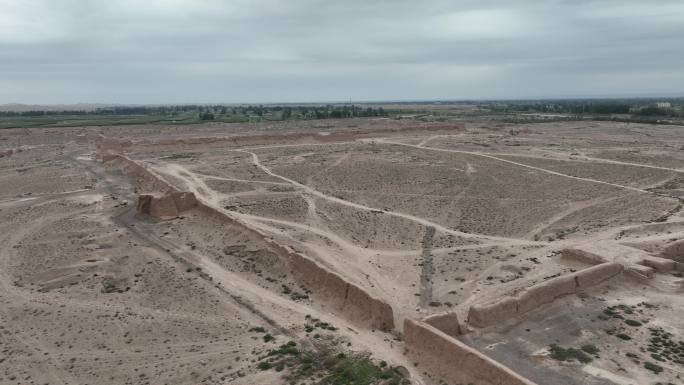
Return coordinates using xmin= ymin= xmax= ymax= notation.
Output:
xmin=1 ymin=117 xmax=683 ymax=385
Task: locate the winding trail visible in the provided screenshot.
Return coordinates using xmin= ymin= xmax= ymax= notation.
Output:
xmin=236 ymin=149 xmax=543 ymax=245
xmin=192 ymin=171 xmax=290 ymax=186
xmin=418 ymin=226 xmax=435 ymax=308
xmin=377 ymin=140 xmax=655 ymax=195
xmin=147 ymin=162 xmax=406 ymax=260
xmin=523 ymin=195 xmax=625 ymax=240
xmin=395 ymin=134 xmax=684 ymax=174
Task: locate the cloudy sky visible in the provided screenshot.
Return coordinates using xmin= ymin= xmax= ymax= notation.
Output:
xmin=1 ymin=0 xmax=683 ymax=104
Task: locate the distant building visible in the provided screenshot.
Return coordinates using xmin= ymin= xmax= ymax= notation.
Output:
xmin=656 ymin=102 xmax=671 ymax=108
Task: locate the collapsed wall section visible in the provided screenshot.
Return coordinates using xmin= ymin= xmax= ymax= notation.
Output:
xmin=660 ymin=239 xmax=684 ymax=262
xmin=422 ymin=312 xmax=462 ymax=337
xmin=468 ymin=262 xmax=624 ymax=328
xmin=639 ymin=256 xmax=677 ymax=273
xmin=560 ymin=248 xmax=607 ymax=265
xmin=626 ymin=264 xmax=655 ymax=280
xmin=403 ymin=319 xmax=537 ymax=385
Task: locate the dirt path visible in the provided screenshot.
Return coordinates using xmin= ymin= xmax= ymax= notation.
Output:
xmin=106 ymin=160 xmax=427 ymax=383
xmin=418 ymin=226 xmax=435 ymax=308
xmin=192 ymin=171 xmax=291 ymax=186
xmin=378 ymin=139 xmax=655 ymax=195
xmin=0 ymin=211 xmax=83 ymax=385
xmin=236 ymin=149 xmax=541 ymax=245
xmin=147 ymin=162 xmax=483 ymax=264
xmin=306 ymin=152 xmax=350 ymax=185
xmin=524 ymin=195 xmax=625 ymax=240
xmin=396 ymin=134 xmax=684 ymax=174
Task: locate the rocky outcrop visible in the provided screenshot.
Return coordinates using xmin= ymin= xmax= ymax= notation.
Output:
xmin=468 ymin=262 xmax=624 ymax=328
xmin=403 ymin=319 xmax=537 ymax=385
xmin=423 ymin=312 xmax=462 ymax=337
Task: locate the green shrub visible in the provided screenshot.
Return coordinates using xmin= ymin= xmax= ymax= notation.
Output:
xmin=644 ymin=361 xmax=663 ymax=374
xmin=624 ymin=319 xmax=642 ymax=327
xmin=581 ymin=344 xmax=600 ymax=356
xmin=257 ymin=343 xmax=408 ymax=385
xmin=549 ymin=345 xmax=593 ymax=364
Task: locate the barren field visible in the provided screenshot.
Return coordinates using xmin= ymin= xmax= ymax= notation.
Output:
xmin=1 ymin=118 xmax=683 ymax=385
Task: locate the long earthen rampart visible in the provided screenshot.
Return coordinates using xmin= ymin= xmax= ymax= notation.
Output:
xmin=195 ymin=201 xmax=394 ymax=331
xmin=122 ymin=122 xmax=465 ymax=149
xmin=403 ymin=319 xmax=537 ymax=385
xmin=105 ymin=154 xmax=176 ymax=193
xmin=102 ymin=150 xmax=394 ymax=331
xmin=468 ymin=262 xmax=624 ymax=328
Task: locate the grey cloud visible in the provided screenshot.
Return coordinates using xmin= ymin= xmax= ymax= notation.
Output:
xmin=0 ymin=0 xmax=682 ymax=103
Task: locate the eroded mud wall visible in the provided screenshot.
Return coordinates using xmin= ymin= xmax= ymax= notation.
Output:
xmin=560 ymin=248 xmax=607 ymax=265
xmin=196 ymin=202 xmax=395 ymax=331
xmin=423 ymin=312 xmax=462 ymax=337
xmin=660 ymin=239 xmax=684 ymax=262
xmin=640 ymin=256 xmax=677 ymax=272
xmin=403 ymin=319 xmax=537 ymax=385
xmin=102 ymin=150 xmax=394 ymax=331
xmin=468 ymin=262 xmax=624 ymax=328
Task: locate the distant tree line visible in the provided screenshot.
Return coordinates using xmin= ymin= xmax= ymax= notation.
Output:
xmin=482 ymin=99 xmax=683 ymax=117
xmin=0 ymin=104 xmax=388 ymax=120
xmin=0 ymin=105 xmax=199 ymax=117
xmin=232 ymin=105 xmax=387 ymax=119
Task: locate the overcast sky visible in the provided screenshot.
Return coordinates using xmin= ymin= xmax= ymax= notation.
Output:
xmin=0 ymin=0 xmax=683 ymax=104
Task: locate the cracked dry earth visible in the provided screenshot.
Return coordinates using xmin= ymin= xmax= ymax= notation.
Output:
xmin=1 ymin=118 xmax=683 ymax=385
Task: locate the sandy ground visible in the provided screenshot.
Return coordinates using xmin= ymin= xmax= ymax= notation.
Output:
xmin=1 ymin=118 xmax=683 ymax=385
